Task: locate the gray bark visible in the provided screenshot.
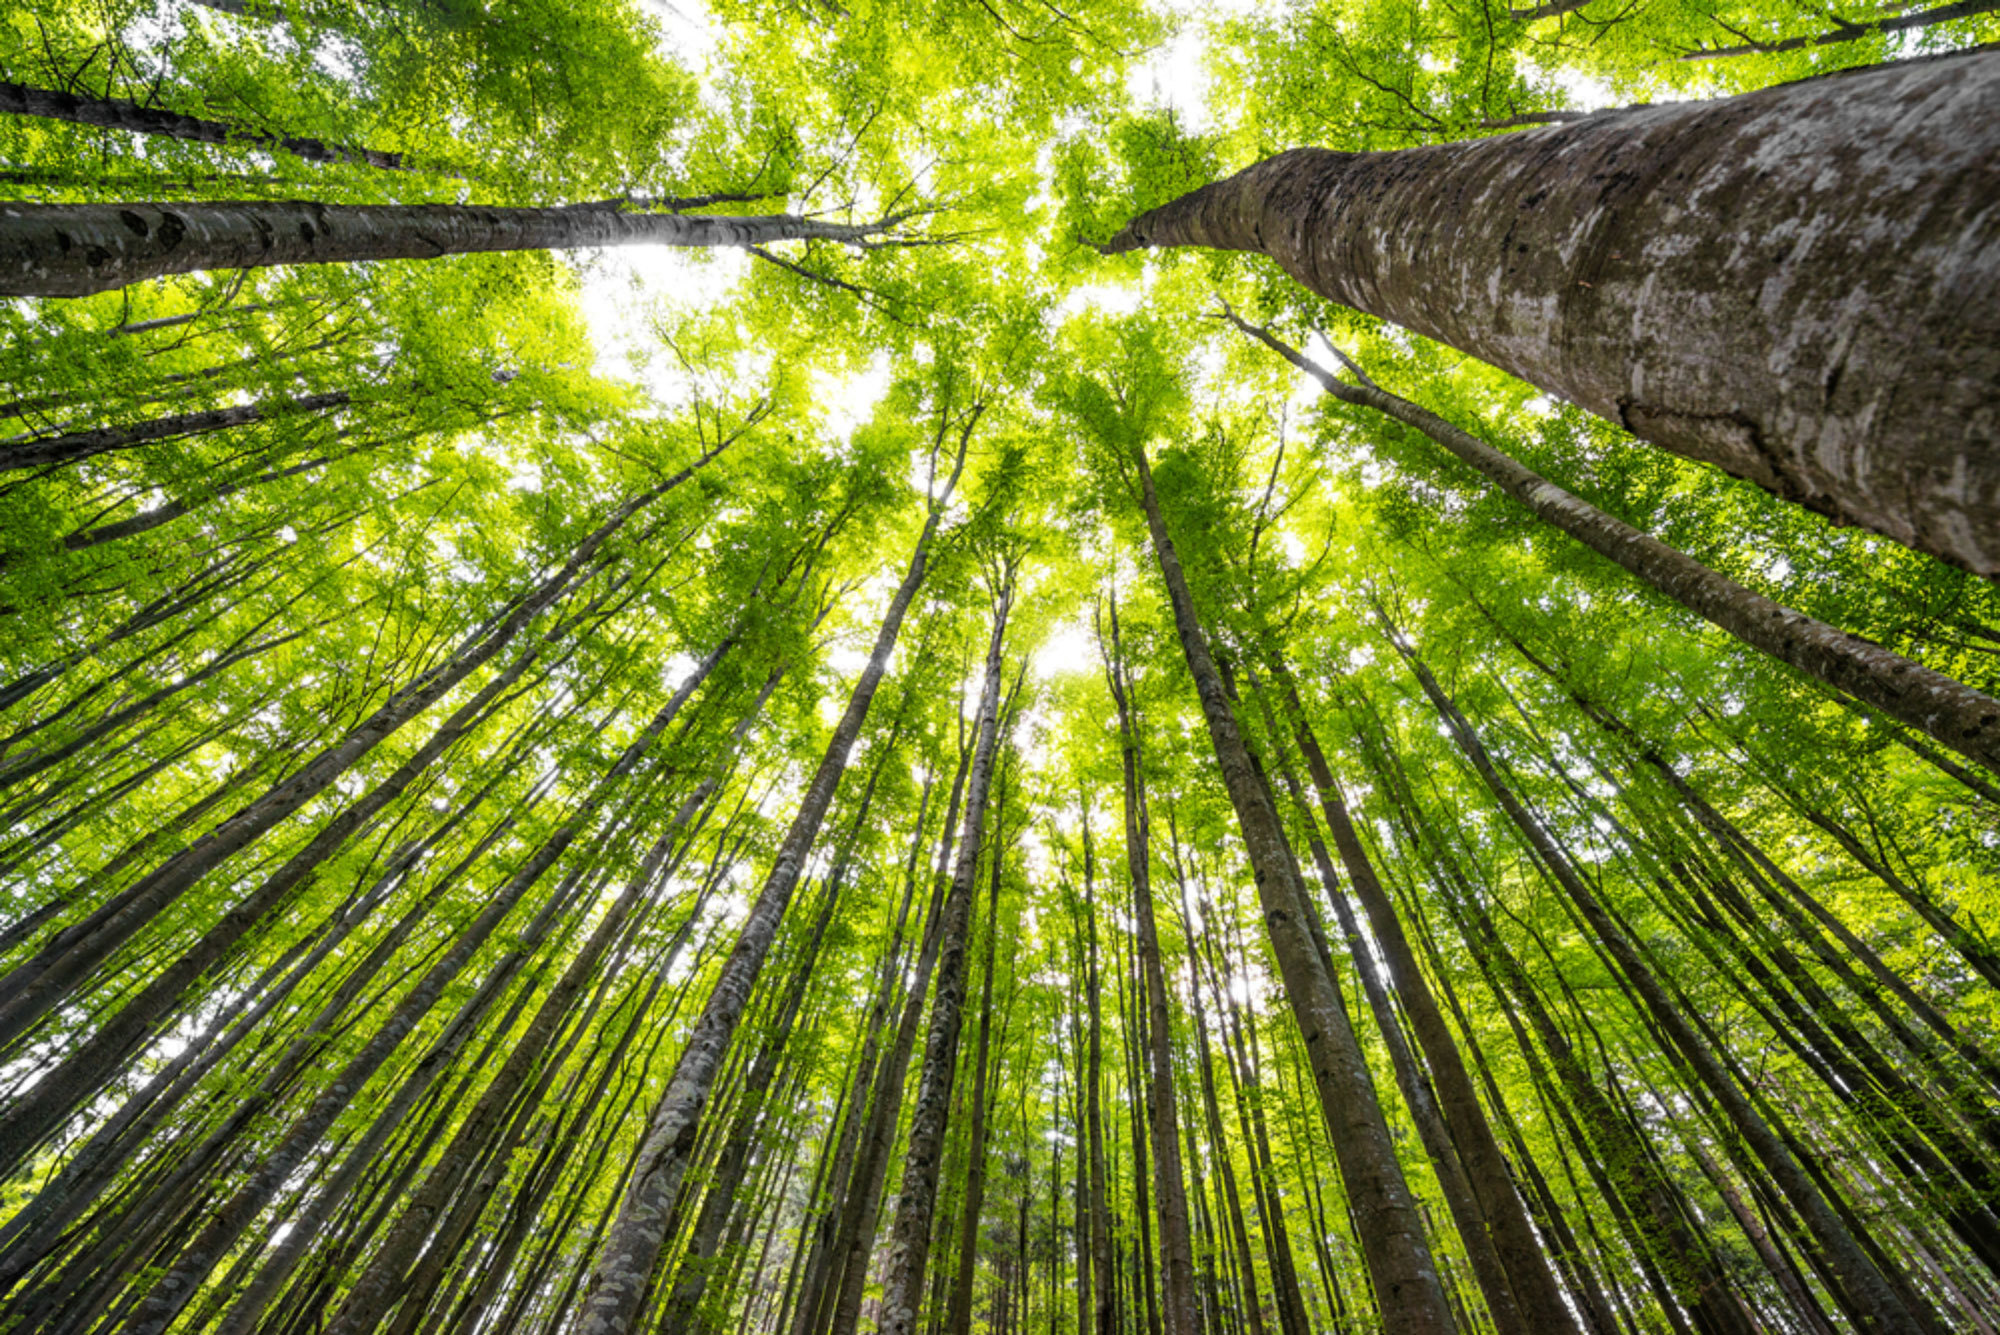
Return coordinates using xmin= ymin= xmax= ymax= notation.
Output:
xmin=574 ymin=416 xmax=973 ymax=1335
xmin=1384 ymin=616 xmax=1927 ymax=1335
xmin=0 ymin=391 xmax=350 ymax=472
xmin=0 ymin=197 xmax=914 ymax=297
xmin=1227 ymin=315 xmax=2000 ymax=776
xmin=875 ymin=570 xmax=1015 ymax=1335
xmin=1131 ymin=442 xmax=1456 ymax=1334
xmin=1112 ymin=50 xmax=2000 ymax=574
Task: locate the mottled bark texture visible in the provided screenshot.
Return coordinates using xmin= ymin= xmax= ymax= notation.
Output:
xmin=1228 ymin=316 xmax=2000 ymax=776
xmin=1132 ymin=444 xmax=1456 ymax=1335
xmin=1110 ymin=50 xmax=2000 ymax=574
xmin=875 ymin=572 xmax=1014 ymax=1335
xmin=0 ymin=199 xmax=910 ymax=298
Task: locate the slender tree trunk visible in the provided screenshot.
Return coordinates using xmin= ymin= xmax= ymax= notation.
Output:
xmin=576 ymin=418 xmax=974 ymax=1335
xmin=1227 ymin=315 xmax=2000 ymax=776
xmin=0 ymin=485 xmax=715 ymax=1166
xmin=1681 ymin=0 xmax=2000 ymax=60
xmin=0 ymin=198 xmax=915 ymax=297
xmin=876 ymin=565 xmax=1017 ymax=1335
xmin=1270 ymin=664 xmax=1580 ymax=1334
xmin=1129 ymin=441 xmax=1455 ymax=1333
xmin=0 ymin=80 xmax=430 ymax=171
xmin=1099 ymin=592 xmax=1201 ymax=1335
xmin=1382 ymin=612 xmax=1927 ymax=1335
xmin=1111 ymin=50 xmax=2000 ymax=574
xmin=0 ymin=390 xmax=351 ymax=472
xmin=945 ymin=774 xmax=1009 ymax=1335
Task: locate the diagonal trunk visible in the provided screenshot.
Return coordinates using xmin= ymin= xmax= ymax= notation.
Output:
xmin=1112 ymin=50 xmax=2000 ymax=574
xmin=1680 ymin=0 xmax=2000 ymax=61
xmin=1382 ymin=610 xmax=1928 ymax=1335
xmin=1227 ymin=315 xmax=2000 ymax=777
xmin=875 ymin=566 xmax=1017 ymax=1335
xmin=0 ymin=198 xmax=918 ymax=298
xmin=0 ymin=80 xmax=435 ymax=173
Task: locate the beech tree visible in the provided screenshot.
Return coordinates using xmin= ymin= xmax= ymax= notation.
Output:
xmin=2 ymin=1 xmax=1997 ymax=1333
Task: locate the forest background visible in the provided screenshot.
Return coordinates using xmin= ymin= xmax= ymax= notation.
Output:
xmin=0 ymin=1 xmax=1997 ymax=1334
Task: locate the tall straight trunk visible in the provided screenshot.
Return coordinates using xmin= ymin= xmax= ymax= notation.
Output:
xmin=1162 ymin=835 xmax=1268 ymax=1335
xmin=945 ymin=769 xmax=1009 ymax=1335
xmin=875 ymin=566 xmax=1017 ymax=1335
xmin=819 ymin=716 xmax=977 ymax=1335
xmin=1382 ymin=614 xmax=1927 ymax=1335
xmin=1099 ymin=593 xmax=1201 ymax=1335
xmin=1111 ymin=50 xmax=2000 ymax=574
xmin=0 ymin=459 xmax=717 ymax=1164
xmin=0 ymin=198 xmax=913 ymax=297
xmin=657 ymin=701 xmax=905 ymax=1335
xmin=576 ymin=417 xmax=974 ymax=1335
xmin=1079 ymin=796 xmax=1120 ymax=1335
xmin=1129 ymin=441 xmax=1455 ymax=1334
xmin=1227 ymin=316 xmax=2000 ymax=776
xmin=1268 ymin=664 xmax=1579 ymax=1334
xmin=125 ymin=655 xmax=708 ymax=1334
xmin=1244 ymin=674 xmax=1525 ymax=1335
xmin=0 ymin=80 xmax=431 ymax=171
xmin=785 ymin=766 xmax=943 ymax=1335
xmin=317 ymin=672 xmax=780 ymax=1335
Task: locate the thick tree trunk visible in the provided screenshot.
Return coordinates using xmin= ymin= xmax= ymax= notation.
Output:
xmin=575 ymin=419 xmax=973 ymax=1335
xmin=1228 ymin=316 xmax=2000 ymax=776
xmin=1130 ymin=442 xmax=1456 ymax=1334
xmin=1112 ymin=50 xmax=2000 ymax=574
xmin=0 ymin=198 xmax=912 ymax=297
xmin=875 ymin=569 xmax=1016 ymax=1335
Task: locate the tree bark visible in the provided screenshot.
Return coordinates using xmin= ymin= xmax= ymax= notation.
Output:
xmin=0 ymin=80 xmax=428 ymax=172
xmin=1382 ymin=612 xmax=1928 ymax=1335
xmin=1111 ymin=49 xmax=2000 ymax=574
xmin=1681 ymin=1 xmax=2000 ymax=61
xmin=1227 ymin=314 xmax=2000 ymax=776
xmin=0 ymin=391 xmax=350 ymax=472
xmin=1098 ymin=592 xmax=1201 ymax=1335
xmin=1130 ymin=440 xmax=1456 ymax=1334
xmin=0 ymin=197 xmax=916 ymax=298
xmin=575 ymin=415 xmax=974 ymax=1335
xmin=875 ymin=565 xmax=1017 ymax=1335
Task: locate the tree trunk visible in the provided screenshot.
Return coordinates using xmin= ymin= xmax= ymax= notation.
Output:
xmin=1227 ymin=315 xmax=2000 ymax=776
xmin=875 ymin=564 xmax=1017 ymax=1335
xmin=1130 ymin=441 xmax=1456 ymax=1334
xmin=0 ymin=80 xmax=429 ymax=172
xmin=945 ymin=769 xmax=1009 ymax=1335
xmin=1110 ymin=49 xmax=2000 ymax=574
xmin=1270 ymin=664 xmax=1581 ymax=1334
xmin=0 ymin=456 xmax=719 ymax=1163
xmin=1681 ymin=0 xmax=2000 ymax=61
xmin=1098 ymin=593 xmax=1201 ymax=1335
xmin=0 ymin=198 xmax=915 ymax=297
xmin=1382 ymin=611 xmax=1928 ymax=1335
xmin=0 ymin=391 xmax=350 ymax=472
xmin=575 ymin=416 xmax=974 ymax=1335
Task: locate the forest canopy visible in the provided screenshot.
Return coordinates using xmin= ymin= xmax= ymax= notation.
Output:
xmin=0 ymin=2 xmax=1997 ymax=1335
